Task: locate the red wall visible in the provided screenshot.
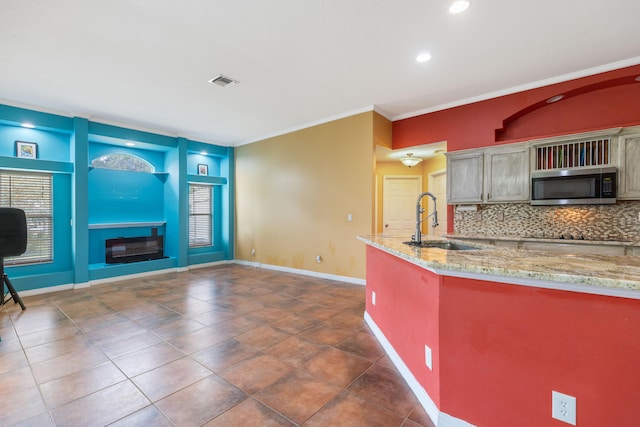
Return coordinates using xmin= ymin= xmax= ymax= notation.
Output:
xmin=439 ymin=276 xmax=640 ymax=427
xmin=366 ymin=247 xmax=640 ymax=426
xmin=365 ymin=246 xmax=442 ymax=405
xmin=393 ymin=64 xmax=640 ymax=152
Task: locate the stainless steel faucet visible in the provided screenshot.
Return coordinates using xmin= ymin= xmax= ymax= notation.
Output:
xmin=412 ymin=192 xmax=439 ymax=244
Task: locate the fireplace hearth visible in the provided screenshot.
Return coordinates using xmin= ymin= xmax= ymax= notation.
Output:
xmin=105 ymin=235 xmax=165 ymax=264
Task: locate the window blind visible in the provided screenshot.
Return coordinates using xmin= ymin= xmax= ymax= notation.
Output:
xmin=0 ymin=171 xmax=53 ymax=265
xmin=189 ymin=184 xmax=212 ymax=247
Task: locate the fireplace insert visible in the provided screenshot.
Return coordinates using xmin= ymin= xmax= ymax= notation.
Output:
xmin=105 ymin=235 xmax=164 ymax=264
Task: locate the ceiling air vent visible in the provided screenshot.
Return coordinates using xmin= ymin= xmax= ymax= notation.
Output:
xmin=208 ymin=74 xmax=239 ymax=88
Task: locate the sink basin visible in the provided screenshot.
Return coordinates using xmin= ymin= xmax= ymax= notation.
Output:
xmin=403 ymin=241 xmax=479 ymax=250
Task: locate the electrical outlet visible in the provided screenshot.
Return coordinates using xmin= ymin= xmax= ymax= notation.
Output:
xmin=371 ymin=291 xmax=376 ymax=305
xmin=316 ymin=255 xmax=322 ymax=263
xmin=251 ymin=248 xmax=256 ymax=257
xmin=424 ymin=345 xmax=432 ymax=370
xmin=552 ymin=391 xmax=576 ymax=425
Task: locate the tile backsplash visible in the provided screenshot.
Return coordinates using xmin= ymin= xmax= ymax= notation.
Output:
xmin=454 ymin=201 xmax=640 ymax=242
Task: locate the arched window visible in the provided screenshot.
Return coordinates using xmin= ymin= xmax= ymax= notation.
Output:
xmin=91 ymin=153 xmax=155 ymax=173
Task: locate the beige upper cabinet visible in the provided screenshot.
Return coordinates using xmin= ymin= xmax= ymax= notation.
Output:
xmin=446 ymin=151 xmax=484 ymax=203
xmin=618 ymin=134 xmax=640 ymax=199
xmin=484 ymin=145 xmax=530 ymax=202
xmin=446 ymin=145 xmax=530 ymax=204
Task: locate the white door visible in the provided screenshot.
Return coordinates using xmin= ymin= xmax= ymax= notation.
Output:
xmin=383 ymin=176 xmax=422 ymax=234
xmin=428 ymin=170 xmax=447 ymax=236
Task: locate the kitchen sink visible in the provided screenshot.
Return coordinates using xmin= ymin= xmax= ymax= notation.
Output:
xmin=403 ymin=241 xmax=480 ymax=250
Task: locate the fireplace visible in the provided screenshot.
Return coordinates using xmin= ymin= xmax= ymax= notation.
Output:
xmin=105 ymin=235 xmax=164 ymax=264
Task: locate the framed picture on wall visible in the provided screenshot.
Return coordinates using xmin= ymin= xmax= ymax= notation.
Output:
xmin=197 ymin=164 xmax=208 ymax=176
xmin=15 ymin=141 xmax=38 ymax=159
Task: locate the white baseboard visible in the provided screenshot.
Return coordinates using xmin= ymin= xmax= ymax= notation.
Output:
xmin=364 ymin=312 xmax=475 ymax=427
xmin=187 ymin=260 xmax=231 ymax=271
xmin=15 ymin=283 xmax=74 ymax=297
xmin=233 ymin=260 xmax=365 ymax=285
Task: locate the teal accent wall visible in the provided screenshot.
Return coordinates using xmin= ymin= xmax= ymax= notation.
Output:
xmin=167 ymin=138 xmax=188 ymax=266
xmin=1 ymin=103 xmax=234 ymax=292
xmin=72 ymin=117 xmax=90 ymax=284
xmin=88 ymin=169 xmax=165 ymax=223
xmin=185 ymin=141 xmax=233 ymax=265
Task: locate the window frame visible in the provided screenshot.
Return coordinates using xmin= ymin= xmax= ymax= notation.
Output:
xmin=188 ymin=183 xmax=213 ymax=248
xmin=0 ymin=170 xmax=53 ymax=265
xmin=90 ymin=152 xmax=155 ymax=173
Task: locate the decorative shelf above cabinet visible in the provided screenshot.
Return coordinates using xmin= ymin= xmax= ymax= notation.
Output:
xmin=533 ymin=137 xmax=612 ymax=171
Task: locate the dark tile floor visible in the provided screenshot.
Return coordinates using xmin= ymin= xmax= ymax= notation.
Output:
xmin=0 ymin=264 xmax=435 ymax=427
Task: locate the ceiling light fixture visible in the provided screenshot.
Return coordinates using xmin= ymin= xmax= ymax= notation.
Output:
xmin=21 ymin=123 xmax=35 ymax=128
xmin=546 ymin=95 xmax=564 ymax=104
xmin=449 ymin=0 xmax=470 ymax=14
xmin=208 ymin=74 xmax=239 ymax=88
xmin=416 ymin=52 xmax=432 ymax=63
xmin=400 ymin=153 xmax=423 ymax=167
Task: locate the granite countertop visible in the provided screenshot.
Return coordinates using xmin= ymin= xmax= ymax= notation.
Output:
xmin=358 ymin=234 xmax=640 ymax=293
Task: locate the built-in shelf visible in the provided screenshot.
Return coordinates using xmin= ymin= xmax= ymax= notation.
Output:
xmin=88 ymin=166 xmax=169 ymax=181
xmin=88 ymin=221 xmax=166 ymax=230
xmin=0 ymin=156 xmax=74 ymax=173
xmin=187 ymin=175 xmax=227 ymax=185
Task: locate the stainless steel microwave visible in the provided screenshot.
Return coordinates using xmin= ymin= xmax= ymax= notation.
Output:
xmin=531 ymin=167 xmax=617 ymax=206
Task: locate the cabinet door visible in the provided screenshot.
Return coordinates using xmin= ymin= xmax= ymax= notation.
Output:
xmin=618 ymin=135 xmax=640 ymax=199
xmin=446 ymin=151 xmax=483 ymax=203
xmin=485 ymin=146 xmax=530 ymax=202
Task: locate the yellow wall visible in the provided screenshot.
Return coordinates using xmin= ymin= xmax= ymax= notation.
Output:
xmin=421 ymin=154 xmax=447 ymax=185
xmin=375 ymin=153 xmax=447 ymax=233
xmin=373 ymin=111 xmax=392 ymax=150
xmin=235 ymin=112 xmax=377 ymax=279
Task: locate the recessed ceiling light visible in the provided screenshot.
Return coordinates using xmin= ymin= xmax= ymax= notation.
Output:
xmin=125 ymin=142 xmax=135 ymax=147
xmin=449 ymin=0 xmax=470 ymax=14
xmin=416 ymin=52 xmax=432 ymax=63
xmin=21 ymin=123 xmax=35 ymax=128
xmin=546 ymin=95 xmax=564 ymax=104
